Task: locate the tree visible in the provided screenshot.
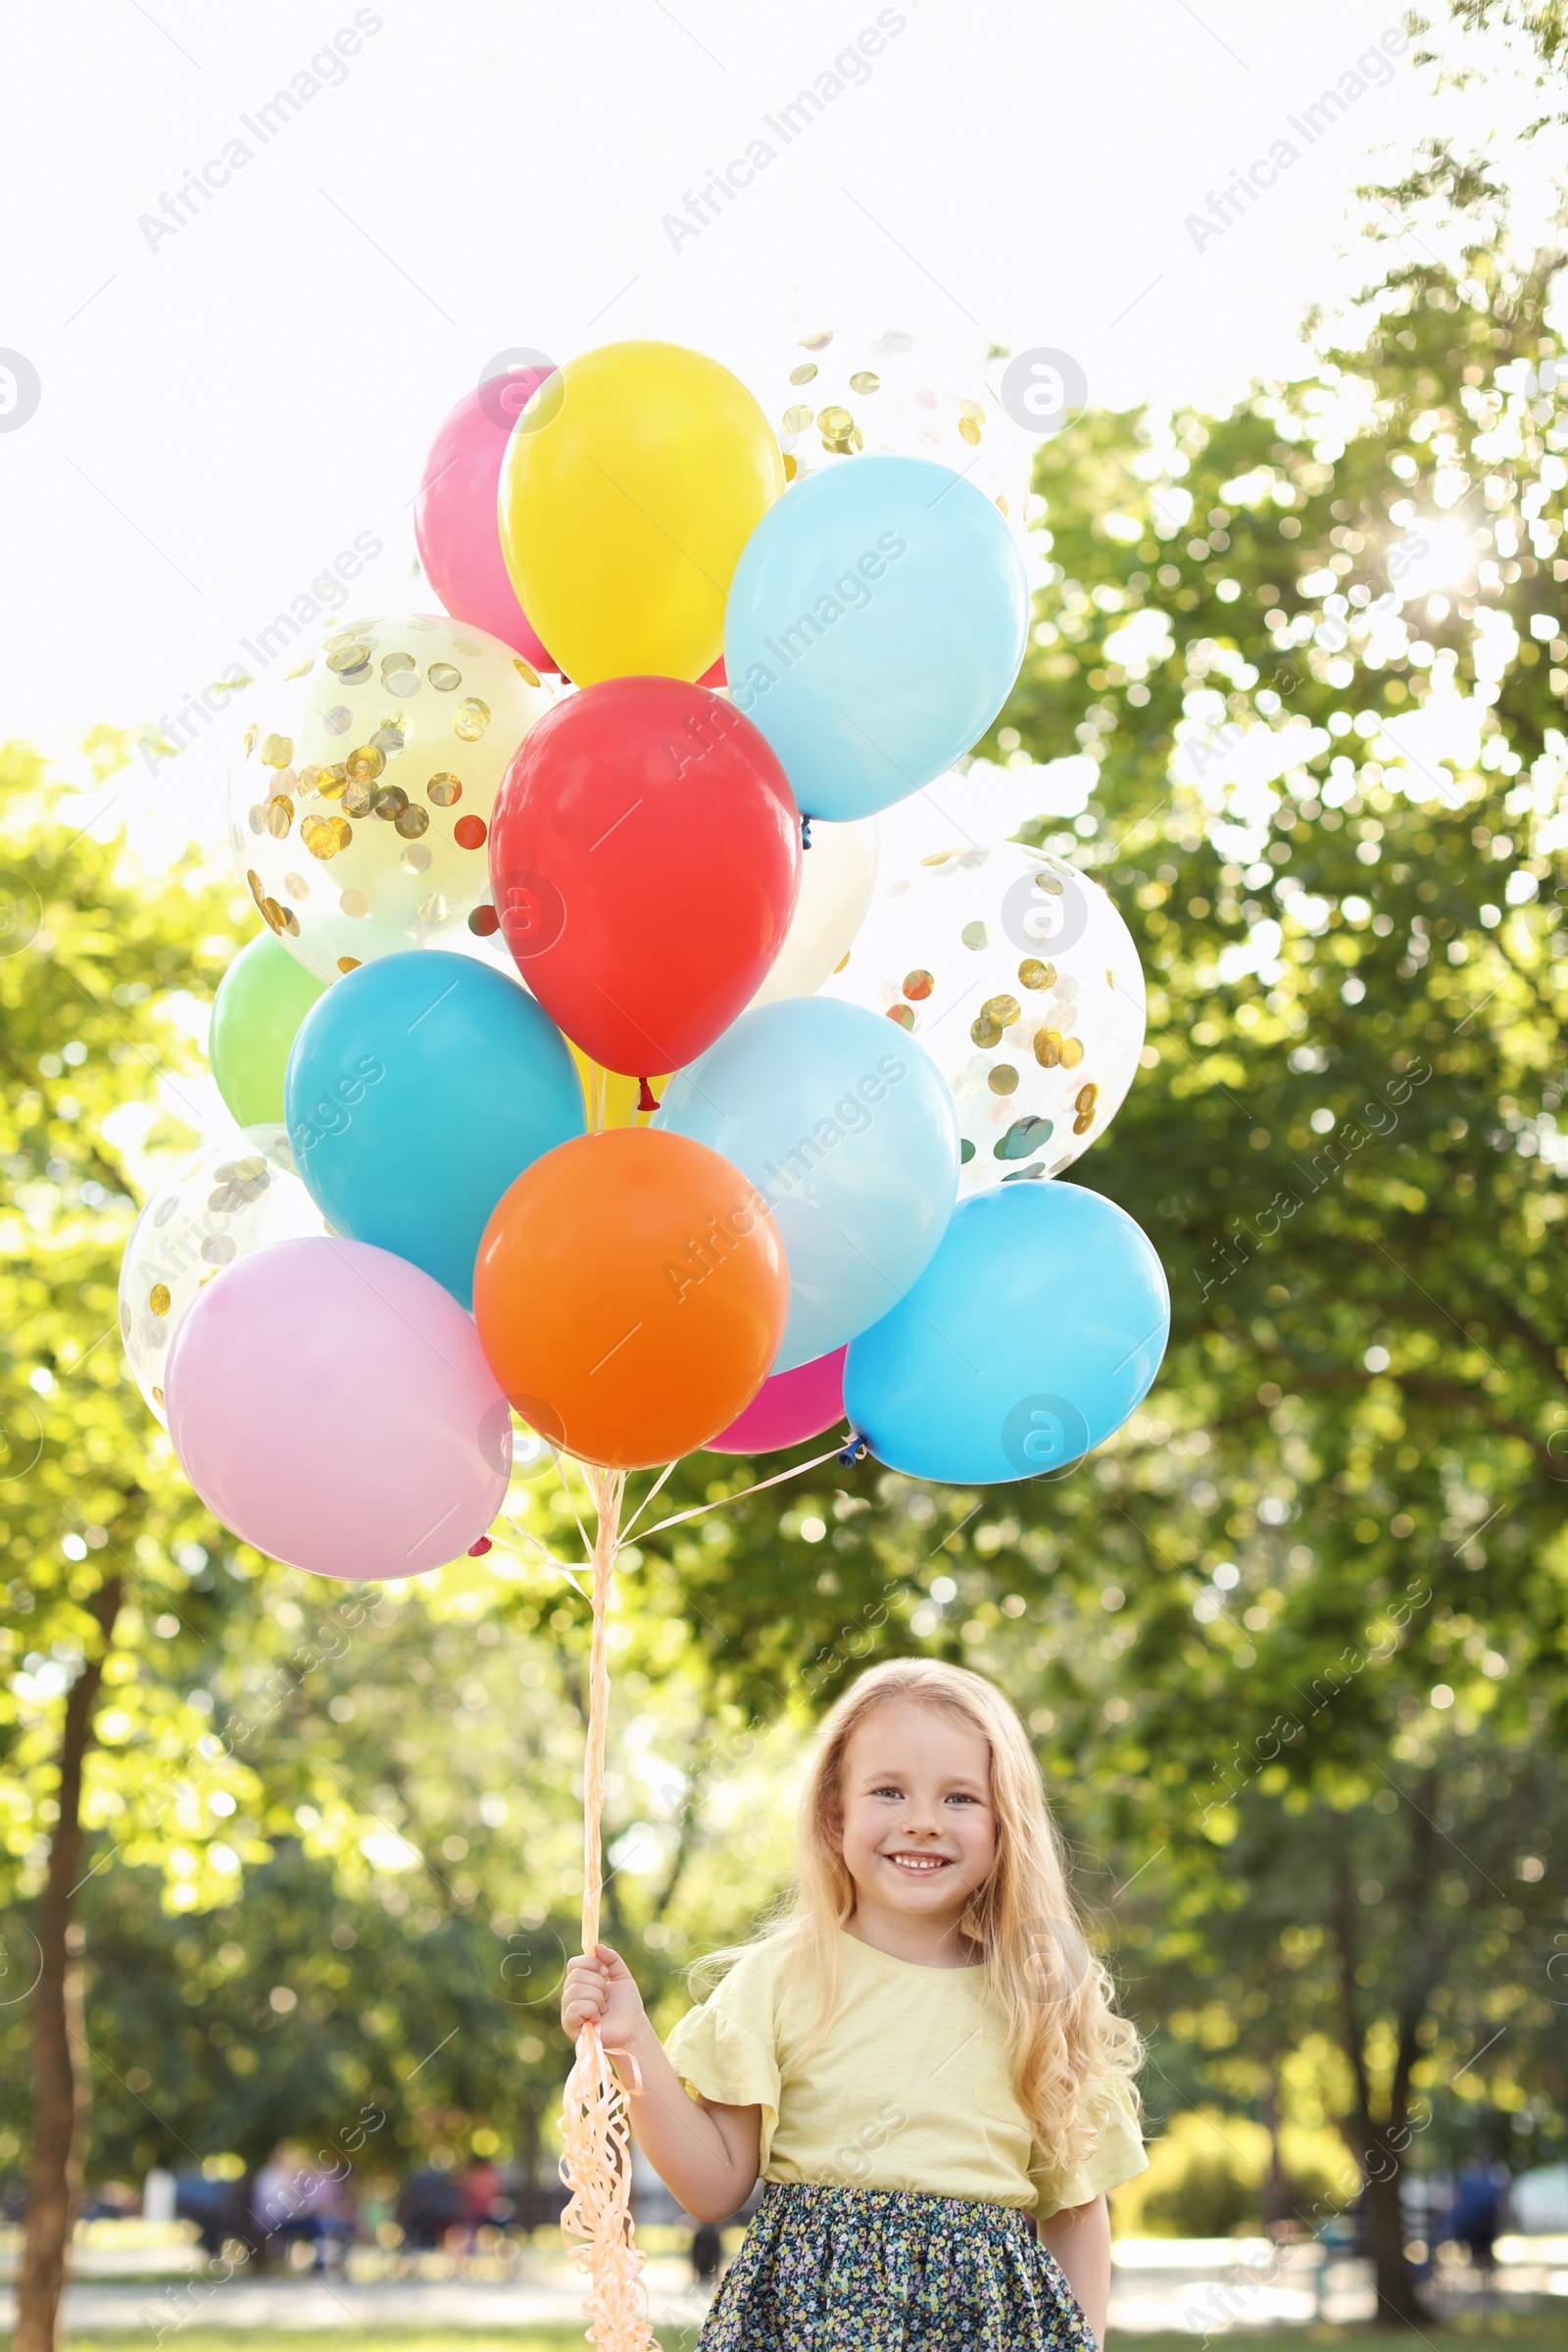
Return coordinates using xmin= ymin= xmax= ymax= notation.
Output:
xmin=61 ymin=1532 xmax=800 ymax=2193
xmin=0 ymin=741 xmax=270 ymax=2349
xmin=939 ymin=242 xmax=1568 ymax=2319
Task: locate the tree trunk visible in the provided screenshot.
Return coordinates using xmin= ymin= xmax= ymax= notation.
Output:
xmin=65 ymin=1937 xmax=91 ymax=2162
xmin=1327 ymin=1856 xmax=1428 ymax=2328
xmin=1363 ymin=2144 xmax=1425 ymax=2327
xmin=1258 ymin=2069 xmax=1294 ymax=2234
xmin=14 ymin=1576 xmax=122 ymax=2352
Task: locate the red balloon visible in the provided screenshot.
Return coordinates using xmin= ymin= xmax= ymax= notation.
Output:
xmin=490 ymin=676 xmax=801 ymax=1076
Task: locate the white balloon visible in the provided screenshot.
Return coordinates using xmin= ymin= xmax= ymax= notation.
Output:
xmin=226 ymin=612 xmax=555 ymax=985
xmin=824 ymin=839 xmax=1146 ymax=1197
xmin=749 ymin=817 xmax=878 ymax=1008
xmin=118 ymin=1132 xmax=325 ymax=1426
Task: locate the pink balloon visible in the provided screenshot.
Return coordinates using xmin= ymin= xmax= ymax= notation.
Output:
xmin=166 ymin=1238 xmax=512 ymax=1581
xmin=707 ymin=1346 xmax=847 ymax=1454
xmin=416 ymin=378 xmax=558 ymax=671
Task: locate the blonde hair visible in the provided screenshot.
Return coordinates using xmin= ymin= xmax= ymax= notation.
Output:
xmin=693 ymin=1658 xmax=1141 ymax=2181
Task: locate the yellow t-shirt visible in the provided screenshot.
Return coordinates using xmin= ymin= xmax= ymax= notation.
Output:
xmin=663 ymin=1929 xmax=1147 ymax=2222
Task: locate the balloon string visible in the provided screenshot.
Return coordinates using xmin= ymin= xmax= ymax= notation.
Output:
xmin=578 ymin=1465 xmax=621 ymax=1960
xmin=559 ymin=1463 xmax=656 ymax=2352
xmin=553 ymin=1457 xmax=594 ymax=1558
xmin=617 ymin=1457 xmax=679 ymax=1544
xmin=631 ymin=1435 xmax=851 ymax=1544
xmin=548 ymin=1434 xmax=849 ymax=2347
xmin=496 ymin=1519 xmax=587 ymax=1592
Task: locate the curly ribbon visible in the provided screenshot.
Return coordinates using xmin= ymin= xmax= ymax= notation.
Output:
xmin=558 ymin=1463 xmax=658 ymax=2352
xmin=551 ymin=1438 xmax=858 ymax=2346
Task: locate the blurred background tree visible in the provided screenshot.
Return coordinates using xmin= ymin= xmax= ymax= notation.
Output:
xmin=0 ymin=741 xmax=271 ymax=2351
xmin=891 ymin=237 xmax=1568 ymax=2320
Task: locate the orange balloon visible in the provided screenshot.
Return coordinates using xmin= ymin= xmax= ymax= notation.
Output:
xmin=473 ymin=1129 xmax=789 ymax=1470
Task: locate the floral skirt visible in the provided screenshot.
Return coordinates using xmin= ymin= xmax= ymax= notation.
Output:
xmin=699 ymin=2180 xmax=1097 ymax=2352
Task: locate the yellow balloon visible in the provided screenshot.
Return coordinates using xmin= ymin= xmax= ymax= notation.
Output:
xmin=498 ymin=340 xmax=784 ymax=687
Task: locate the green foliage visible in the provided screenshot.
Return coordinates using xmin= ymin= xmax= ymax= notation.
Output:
xmin=0 ymin=741 xmax=270 ymax=2112
xmin=1140 ymin=2145 xmax=1263 ymax=2240
xmin=953 ymin=249 xmax=1568 ymax=2177
xmin=58 ymin=1546 xmax=804 ymax=2179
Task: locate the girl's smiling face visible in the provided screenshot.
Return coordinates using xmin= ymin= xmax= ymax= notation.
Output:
xmin=834 ymin=1699 xmax=998 ymax=1947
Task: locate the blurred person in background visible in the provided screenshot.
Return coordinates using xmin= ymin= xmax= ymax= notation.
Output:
xmin=253 ymin=2143 xmax=334 ymax=2270
xmin=691 ymin=2218 xmax=722 ymax=2286
xmin=457 ymin=2154 xmax=503 ymax=2251
xmin=396 ymin=2157 xmax=466 ymax=2251
xmin=297 ymin=2161 xmax=357 ymax=2270
xmin=1447 ymin=2158 xmax=1509 ymax=2284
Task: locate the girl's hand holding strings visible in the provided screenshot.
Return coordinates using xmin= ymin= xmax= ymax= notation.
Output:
xmin=563 ymin=1941 xmax=648 ymax=2050
xmin=564 ymin=1942 xmax=761 ymax=2225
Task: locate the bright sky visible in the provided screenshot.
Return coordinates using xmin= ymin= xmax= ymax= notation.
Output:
xmin=0 ymin=0 xmax=1549 ymax=772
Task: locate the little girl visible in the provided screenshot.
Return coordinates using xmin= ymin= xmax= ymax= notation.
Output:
xmin=563 ymin=1658 xmax=1145 ymax=2349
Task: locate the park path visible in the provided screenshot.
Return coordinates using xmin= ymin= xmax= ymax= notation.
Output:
xmin=4 ymin=2235 xmax=1565 ymax=2332
xmin=1 ymin=2242 xmax=1376 ymax=2334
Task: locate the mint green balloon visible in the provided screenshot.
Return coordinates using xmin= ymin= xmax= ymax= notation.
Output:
xmin=210 ymin=933 xmax=326 ymax=1128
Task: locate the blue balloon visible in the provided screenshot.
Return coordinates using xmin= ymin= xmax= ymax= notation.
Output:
xmin=845 ymin=1182 xmax=1169 ymax=1485
xmin=655 ymin=998 xmax=958 ymax=1373
xmin=285 ymin=952 xmax=583 ymax=1307
xmin=724 ymin=454 xmax=1028 ymax=823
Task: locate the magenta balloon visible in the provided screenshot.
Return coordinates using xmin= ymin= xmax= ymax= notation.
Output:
xmin=707 ymin=1346 xmax=847 ymax=1454
xmin=166 ymin=1237 xmax=512 ymax=1580
xmin=415 ymin=380 xmax=558 ymax=670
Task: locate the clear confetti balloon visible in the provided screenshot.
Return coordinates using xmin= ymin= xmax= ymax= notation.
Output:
xmin=119 ymin=1132 xmax=326 ymax=1426
xmin=761 ymin=322 xmax=1029 ymax=529
xmin=823 ymin=839 xmax=1146 ymax=1197
xmin=226 ymin=612 xmax=555 ymax=985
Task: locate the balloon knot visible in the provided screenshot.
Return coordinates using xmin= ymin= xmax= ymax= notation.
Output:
xmin=836 ymin=1433 xmax=868 ymax=1467
xmin=637 ymin=1077 xmax=660 ymax=1113
xmin=802 ymin=816 xmax=813 ymax=850
xmin=467 ymin=1536 xmax=494 ymax=1556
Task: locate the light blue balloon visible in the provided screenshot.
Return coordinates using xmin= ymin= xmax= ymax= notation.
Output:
xmin=285 ymin=952 xmax=583 ymax=1308
xmin=724 ymin=454 xmax=1028 ymax=823
xmin=845 ymin=1183 xmax=1169 ymax=1486
xmin=655 ymin=998 xmax=958 ymax=1373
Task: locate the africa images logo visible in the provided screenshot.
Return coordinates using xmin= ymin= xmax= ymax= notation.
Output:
xmin=1001 ymin=1394 xmax=1090 ymax=1480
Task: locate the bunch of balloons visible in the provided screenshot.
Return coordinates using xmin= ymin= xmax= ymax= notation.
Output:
xmin=120 ymin=336 xmax=1170 ymax=1584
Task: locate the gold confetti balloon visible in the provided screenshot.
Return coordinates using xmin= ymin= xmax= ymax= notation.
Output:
xmin=118 ymin=1131 xmax=326 ymax=1426
xmin=824 ymin=837 xmax=1146 ymax=1197
xmin=226 ymin=613 xmax=555 ymax=985
xmin=761 ymin=323 xmax=1029 ymax=528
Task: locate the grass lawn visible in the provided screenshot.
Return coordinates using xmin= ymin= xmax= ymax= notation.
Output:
xmin=18 ymin=2319 xmax=1563 ymax=2351
xmin=1127 ymin=2328 xmax=1564 ymax=2352
xmin=1123 ymin=2330 xmax=1564 ymax=2352
xmin=13 ymin=2338 xmax=693 ymax=2352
